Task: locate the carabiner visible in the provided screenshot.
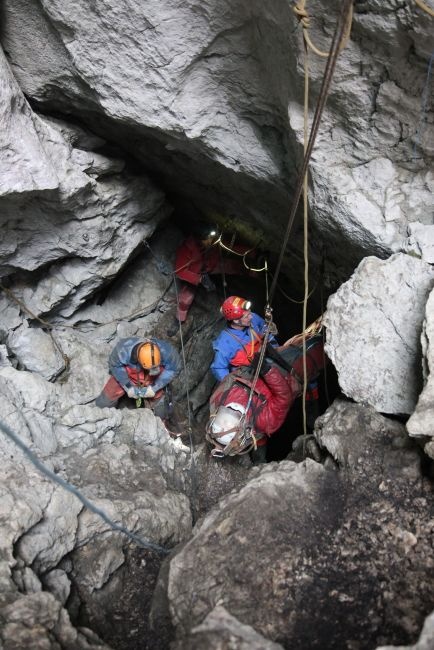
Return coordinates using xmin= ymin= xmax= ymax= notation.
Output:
xmin=210 ymin=448 xmax=226 ymax=459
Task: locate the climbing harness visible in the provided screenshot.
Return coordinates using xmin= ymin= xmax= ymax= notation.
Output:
xmin=206 ymin=370 xmax=266 ymax=457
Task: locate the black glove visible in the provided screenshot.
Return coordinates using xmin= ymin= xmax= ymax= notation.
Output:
xmin=201 ymin=273 xmax=216 ymax=292
xmin=251 ymin=352 xmax=272 ymax=376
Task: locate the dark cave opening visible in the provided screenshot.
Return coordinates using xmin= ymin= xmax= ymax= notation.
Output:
xmin=200 ymin=258 xmax=341 ymax=463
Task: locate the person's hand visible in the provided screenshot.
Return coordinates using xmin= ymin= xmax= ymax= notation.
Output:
xmin=201 ymin=273 xmax=216 ymax=292
xmin=143 ymin=386 xmax=155 ymax=398
xmin=126 ymin=386 xmax=140 ymax=399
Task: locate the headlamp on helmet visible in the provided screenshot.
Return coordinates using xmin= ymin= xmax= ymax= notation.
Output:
xmin=220 ymin=296 xmax=252 ymax=321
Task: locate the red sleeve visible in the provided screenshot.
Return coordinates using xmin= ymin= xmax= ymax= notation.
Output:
xmin=255 ymin=368 xmax=299 ymax=435
xmin=175 ymin=237 xmax=203 ymax=285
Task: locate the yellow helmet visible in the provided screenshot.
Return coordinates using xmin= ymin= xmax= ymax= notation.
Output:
xmin=138 ymin=341 xmax=161 ymax=374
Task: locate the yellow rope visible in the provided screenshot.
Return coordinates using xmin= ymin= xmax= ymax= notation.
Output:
xmin=294 ymin=1 xmax=353 ymax=446
xmin=302 ymin=35 xmax=309 ymax=442
xmin=215 ymin=234 xmax=267 ymax=272
xmin=293 ymin=0 xmax=353 ymax=59
xmin=414 ymin=0 xmax=434 ymax=18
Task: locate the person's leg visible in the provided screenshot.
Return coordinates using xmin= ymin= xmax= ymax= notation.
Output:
xmin=176 ymin=282 xmax=197 ymax=322
xmin=95 ymin=376 xmax=125 ymax=408
xmin=168 ymin=281 xmax=197 ymax=336
xmin=305 ymin=381 xmax=320 ymax=431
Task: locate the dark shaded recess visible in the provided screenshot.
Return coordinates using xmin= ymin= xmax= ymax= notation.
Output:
xmin=222 ymin=274 xmax=341 ymax=461
xmin=68 ymin=547 xmax=164 ymax=650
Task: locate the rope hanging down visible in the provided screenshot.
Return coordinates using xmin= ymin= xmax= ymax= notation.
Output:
xmin=172 ymin=278 xmax=198 ymax=525
xmin=243 ymin=0 xmax=354 ymax=445
xmin=0 ymin=419 xmax=169 ymax=555
xmin=414 ymin=0 xmax=434 ymax=18
xmin=268 ymin=0 xmax=354 ymax=308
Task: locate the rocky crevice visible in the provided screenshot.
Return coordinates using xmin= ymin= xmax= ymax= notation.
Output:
xmin=0 ymin=1 xmax=433 ymax=649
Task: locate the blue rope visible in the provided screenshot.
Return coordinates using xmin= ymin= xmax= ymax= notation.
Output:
xmin=412 ymin=49 xmax=434 ymax=160
xmin=0 ymin=419 xmax=169 ymax=555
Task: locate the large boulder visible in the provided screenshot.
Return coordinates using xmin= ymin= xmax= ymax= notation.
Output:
xmin=324 ymin=253 xmax=434 ymax=414
xmin=158 ymin=399 xmax=433 ymax=649
xmin=406 ymin=288 xmax=434 ymax=457
xmin=376 ymin=611 xmax=434 ymax=650
xmin=1 ymin=1 xmax=432 ymax=283
xmin=0 ymin=44 xmax=171 ymax=316
xmin=0 ymin=361 xmax=194 ymax=650
xmin=171 ymin=605 xmax=285 ymax=650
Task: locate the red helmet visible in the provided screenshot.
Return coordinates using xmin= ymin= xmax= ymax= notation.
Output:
xmin=220 ymin=296 xmax=252 ymax=321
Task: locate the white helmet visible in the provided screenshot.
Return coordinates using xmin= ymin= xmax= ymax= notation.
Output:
xmin=211 ymin=403 xmax=246 ymax=445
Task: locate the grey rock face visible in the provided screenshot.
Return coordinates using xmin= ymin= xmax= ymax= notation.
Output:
xmin=0 ymin=353 xmax=195 ymax=650
xmin=404 ymin=224 xmax=434 ymax=265
xmin=406 ymin=289 xmax=434 ymax=456
xmin=324 ymin=253 xmax=434 ymax=414
xmin=162 ymin=398 xmax=433 ymax=649
xmin=172 ymin=605 xmax=285 ymax=650
xmin=0 ymin=591 xmax=112 ymax=650
xmin=0 ymin=58 xmax=171 ymax=317
xmin=0 ymin=48 xmax=58 ymax=196
xmin=2 ymin=1 xmax=432 ymax=282
xmin=7 ymin=325 xmax=66 ymax=381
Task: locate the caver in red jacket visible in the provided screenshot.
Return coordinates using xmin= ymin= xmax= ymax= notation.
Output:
xmin=174 ymin=236 xmax=251 ymax=322
xmin=208 ymin=335 xmax=325 ymax=454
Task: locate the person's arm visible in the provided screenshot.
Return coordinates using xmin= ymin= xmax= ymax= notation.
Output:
xmin=210 ymin=345 xmax=230 ymax=382
xmin=110 ymin=362 xmax=131 ymax=388
xmin=109 ymin=344 xmax=134 ymax=389
xmin=152 ymin=341 xmax=182 ymax=392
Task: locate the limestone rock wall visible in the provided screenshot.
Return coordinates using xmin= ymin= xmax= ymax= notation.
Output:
xmin=406 ymin=288 xmax=434 ymax=457
xmin=0 ymin=1 xmax=433 ymax=648
xmin=1 ymin=0 xmax=432 ymax=281
xmin=158 ymin=400 xmax=433 ymax=649
xmin=324 ymin=253 xmax=434 ymax=414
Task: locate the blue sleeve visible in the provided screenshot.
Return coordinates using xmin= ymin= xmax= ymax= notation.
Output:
xmin=152 ymin=339 xmax=182 ymax=392
xmin=210 ymin=345 xmax=230 ymax=381
xmin=110 ymin=363 xmax=130 ymax=388
xmin=109 ymin=339 xmax=137 ymax=388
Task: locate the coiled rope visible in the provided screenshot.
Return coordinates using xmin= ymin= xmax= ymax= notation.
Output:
xmin=293 ymin=0 xmax=353 ymax=58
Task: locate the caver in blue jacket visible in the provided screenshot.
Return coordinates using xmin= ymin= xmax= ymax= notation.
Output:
xmin=109 ymin=336 xmax=181 ymax=393
xmin=210 ymin=313 xmax=278 ymax=382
